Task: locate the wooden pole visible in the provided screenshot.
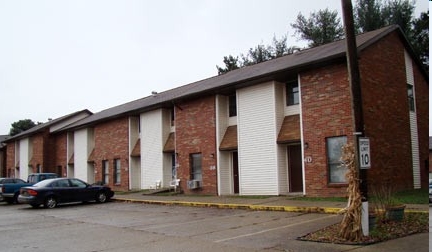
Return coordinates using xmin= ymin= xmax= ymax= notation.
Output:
xmin=341 ymin=0 xmax=368 ymax=236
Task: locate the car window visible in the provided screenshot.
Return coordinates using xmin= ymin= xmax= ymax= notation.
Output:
xmin=52 ymin=180 xmax=70 ymax=188
xmin=70 ymin=179 xmax=87 ymax=188
xmin=33 ymin=179 xmax=56 ymax=187
xmin=28 ymin=175 xmax=38 ymax=183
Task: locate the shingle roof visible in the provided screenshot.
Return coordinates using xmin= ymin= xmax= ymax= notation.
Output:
xmin=0 ymin=135 xmax=9 ymax=146
xmin=4 ymin=109 xmax=92 ymax=142
xmin=62 ymin=25 xmax=414 ymax=131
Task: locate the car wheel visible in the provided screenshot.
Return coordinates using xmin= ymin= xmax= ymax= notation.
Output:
xmin=96 ymin=192 xmax=107 ymax=203
xmin=13 ymin=192 xmax=19 ymax=204
xmin=44 ymin=196 xmax=57 ymax=209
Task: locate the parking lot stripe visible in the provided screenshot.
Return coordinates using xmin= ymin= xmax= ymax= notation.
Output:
xmin=214 ymin=214 xmax=337 ymax=243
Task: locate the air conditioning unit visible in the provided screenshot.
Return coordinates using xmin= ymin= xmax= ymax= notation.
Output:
xmin=187 ymin=180 xmax=201 ymax=189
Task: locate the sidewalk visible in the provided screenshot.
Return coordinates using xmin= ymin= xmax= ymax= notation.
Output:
xmin=112 ymin=192 xmax=428 ymax=214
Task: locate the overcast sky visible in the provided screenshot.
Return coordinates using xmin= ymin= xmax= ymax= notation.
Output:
xmin=0 ymin=0 xmax=429 ymax=134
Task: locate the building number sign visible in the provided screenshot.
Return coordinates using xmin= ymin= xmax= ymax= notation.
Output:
xmin=359 ymin=137 xmax=371 ymax=169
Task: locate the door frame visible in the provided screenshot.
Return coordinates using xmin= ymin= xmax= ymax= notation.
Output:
xmin=287 ymin=144 xmax=303 ymax=193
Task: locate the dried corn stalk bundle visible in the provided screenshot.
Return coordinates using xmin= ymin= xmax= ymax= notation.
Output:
xmin=339 ymin=143 xmax=363 ymax=241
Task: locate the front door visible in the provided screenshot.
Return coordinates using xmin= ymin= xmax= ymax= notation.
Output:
xmin=288 ymin=145 xmax=303 ymax=192
xmin=232 ymin=152 xmax=239 ymax=194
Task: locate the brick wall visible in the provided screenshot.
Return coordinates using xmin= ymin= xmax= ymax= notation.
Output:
xmin=359 ymin=31 xmax=416 ymax=191
xmin=175 ymin=96 xmax=217 ymax=195
xmin=6 ymin=143 xmax=15 ymax=177
xmin=301 ymin=62 xmax=354 ymax=197
xmin=300 ymin=30 xmax=428 ymax=196
xmin=29 ymin=133 xmax=45 ymax=173
xmin=54 ymin=132 xmax=68 ymax=177
xmin=92 ymin=117 xmax=130 ymax=191
xmin=27 ymin=130 xmax=58 ymax=174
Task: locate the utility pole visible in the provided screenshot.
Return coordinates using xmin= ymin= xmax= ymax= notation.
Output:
xmin=341 ymin=0 xmax=369 ymax=235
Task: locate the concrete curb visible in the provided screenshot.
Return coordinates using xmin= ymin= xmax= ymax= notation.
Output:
xmin=113 ymin=197 xmax=428 ymax=214
xmin=112 ymin=197 xmax=344 ymax=214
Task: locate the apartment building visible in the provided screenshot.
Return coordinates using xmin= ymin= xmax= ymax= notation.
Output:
xmin=2 ymin=25 xmax=428 ymax=197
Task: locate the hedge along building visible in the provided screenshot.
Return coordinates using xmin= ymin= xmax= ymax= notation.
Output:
xmin=2 ymin=110 xmax=92 ymax=180
xmin=57 ymin=25 xmax=428 ymax=196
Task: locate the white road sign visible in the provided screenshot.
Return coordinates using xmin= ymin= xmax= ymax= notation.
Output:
xmin=359 ymin=137 xmax=371 ymax=169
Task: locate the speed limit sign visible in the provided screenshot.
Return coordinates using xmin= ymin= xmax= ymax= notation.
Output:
xmin=359 ymin=137 xmax=371 ymax=169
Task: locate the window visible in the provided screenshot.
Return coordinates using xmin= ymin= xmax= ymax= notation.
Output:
xmin=326 ymin=136 xmax=347 ymax=183
xmin=114 ymin=159 xmax=121 ymax=184
xmin=102 ymin=160 xmax=109 ymax=184
xmin=171 ymin=108 xmax=175 ymax=126
xmin=286 ymin=80 xmax=299 ymax=106
xmin=53 ymin=179 xmax=70 ymax=188
xmin=407 ymin=85 xmax=415 ymax=112
xmin=70 ymin=179 xmax=87 ymax=188
xmin=190 ymin=153 xmax=202 ymax=181
xmin=228 ymin=94 xmax=237 ymax=117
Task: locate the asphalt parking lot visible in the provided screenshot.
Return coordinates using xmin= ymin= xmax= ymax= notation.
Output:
xmin=0 ymin=201 xmax=428 ymax=252
xmin=0 ymin=201 xmax=352 ymax=252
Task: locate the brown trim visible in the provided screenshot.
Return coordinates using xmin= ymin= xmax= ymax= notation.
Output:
xmin=219 ymin=125 xmax=237 ymax=151
xmin=277 ymin=115 xmax=301 ymax=144
xmin=68 ymin=154 xmax=74 ymax=165
xmin=87 ymin=148 xmax=96 ymax=163
xmin=131 ymin=139 xmax=141 ymax=157
xmin=163 ymin=133 xmax=175 ymax=153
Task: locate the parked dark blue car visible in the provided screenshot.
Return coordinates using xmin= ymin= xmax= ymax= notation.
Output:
xmin=18 ymin=178 xmax=114 ymax=208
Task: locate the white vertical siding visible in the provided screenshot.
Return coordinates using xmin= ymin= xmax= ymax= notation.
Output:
xmin=275 ymin=82 xmax=288 ymax=194
xmin=129 ymin=117 xmax=141 ymax=189
xmin=67 ymin=132 xmax=74 ymax=177
xmin=238 ymin=82 xmax=279 ymax=195
xmin=410 ymin=112 xmax=420 ymax=188
xmin=19 ymin=138 xmax=30 ymax=180
xmin=162 ymin=109 xmax=173 ymax=186
xmin=74 ymin=128 xmax=90 ymax=181
xmin=405 ymin=51 xmax=420 ymax=188
xmin=216 ymin=95 xmax=232 ymax=195
xmin=141 ymin=109 xmax=164 ymax=189
xmin=405 ymin=51 xmax=414 ymax=85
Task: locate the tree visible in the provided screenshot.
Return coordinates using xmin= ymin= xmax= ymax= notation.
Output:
xmin=355 ymin=0 xmax=427 ymax=68
xmin=355 ymin=0 xmax=385 ymax=32
xmin=271 ymin=35 xmax=301 ymax=58
xmin=290 ymin=8 xmax=345 ymax=47
xmin=241 ymin=43 xmax=274 ymax=66
xmin=216 ymin=35 xmax=300 ymax=75
xmin=381 ymin=0 xmax=415 ymax=35
xmin=216 ymin=55 xmax=240 ymax=75
xmin=9 ymin=119 xmax=37 ymax=136
xmin=410 ymin=11 xmax=428 ymax=68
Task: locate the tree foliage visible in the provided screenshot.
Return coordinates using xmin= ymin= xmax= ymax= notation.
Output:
xmin=410 ymin=11 xmax=428 ymax=67
xmin=9 ymin=119 xmax=37 ymax=136
xmin=216 ymin=55 xmax=240 ymax=75
xmin=355 ymin=0 xmax=385 ymax=32
xmin=217 ymin=0 xmax=428 ymax=74
xmin=354 ymin=0 xmax=427 ymax=68
xmin=291 ymin=8 xmax=345 ymax=47
xmin=216 ymin=35 xmax=300 ymax=75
